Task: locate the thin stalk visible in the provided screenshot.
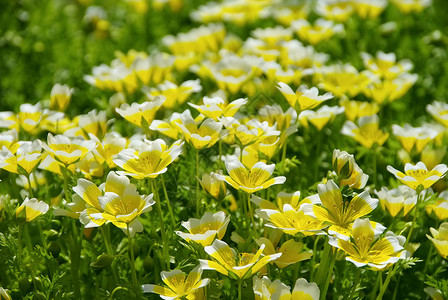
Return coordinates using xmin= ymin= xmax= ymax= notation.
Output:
xmin=391 ymin=276 xmax=401 ymax=300
xmin=26 ymin=173 xmax=34 ymax=198
xmin=370 ymin=272 xmax=381 ymax=300
xmin=126 ymin=225 xmax=139 ymax=295
xmin=320 ymin=248 xmax=336 ymax=300
xmin=18 ymin=225 xmax=23 ymax=264
xmin=161 ymin=175 xmax=176 ymax=227
xmin=247 ymin=192 xmax=256 ymax=234
xmin=151 ymin=180 xmax=169 ymax=270
xmin=348 ymin=268 xmax=362 ymax=300
xmin=195 ymin=149 xmax=200 ymax=217
xmin=100 ymin=226 xmax=118 ymax=284
xmin=376 ymin=265 xmax=396 ymax=300
xmin=404 ymin=191 xmax=421 ymax=248
xmin=218 ymin=140 xmax=223 ymax=169
xmin=314 ymin=238 xmax=330 ymax=286
xmin=310 ymin=235 xmax=322 ymax=281
xmin=36 ymin=222 xmax=47 ymax=249
xmin=372 ymin=147 xmax=378 ymax=188
xmin=70 ymin=220 xmax=81 ymax=299
xmin=238 ymin=280 xmax=242 ymax=300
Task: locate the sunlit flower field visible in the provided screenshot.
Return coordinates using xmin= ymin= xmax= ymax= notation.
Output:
xmin=1 ymin=0 xmax=448 ymax=299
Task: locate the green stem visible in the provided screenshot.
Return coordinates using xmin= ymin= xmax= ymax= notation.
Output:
xmin=391 ymin=276 xmax=400 ymax=300
xmin=100 ymin=226 xmax=118 ymax=284
xmin=218 ymin=140 xmax=223 ymax=170
xmin=404 ymin=191 xmax=421 ymax=248
xmin=109 ymin=286 xmax=129 ymax=299
xmin=320 ymin=248 xmax=336 ymax=300
xmin=161 ymin=175 xmax=176 ymax=227
xmin=376 ymin=265 xmax=396 ymax=300
xmin=151 ymin=179 xmax=169 ymax=270
xmin=370 ymin=272 xmax=381 ymax=300
xmin=36 ymin=222 xmax=47 ymax=249
xmin=310 ymin=235 xmax=322 ymax=281
xmin=126 ymin=225 xmax=139 ymax=295
xmin=27 ymin=173 xmax=34 ymax=198
xmin=70 ymin=220 xmax=81 ymax=299
xmin=348 ymin=268 xmax=362 ymax=300
xmin=314 ymin=238 xmax=330 ymax=286
xmin=372 ymin=147 xmax=378 ymax=188
xmin=247 ymin=192 xmax=256 ymax=234
xmin=238 ymin=280 xmax=242 ymax=300
xmin=196 ymin=149 xmax=200 ymax=217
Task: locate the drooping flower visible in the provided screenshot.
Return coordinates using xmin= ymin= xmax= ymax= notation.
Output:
xmin=16 ymin=197 xmax=49 ymax=222
xmin=253 ymin=191 xmax=326 ymax=236
xmin=375 ymin=186 xmax=417 ymax=217
xmin=341 ymin=114 xmax=389 ymax=148
xmin=387 ymin=162 xmax=448 ymax=190
xmin=302 ymin=180 xmax=380 ymax=240
xmin=113 ymin=139 xmax=183 ymax=179
xmin=50 ymin=83 xmax=74 ymax=111
xmin=115 ymin=97 xmax=165 ymax=128
xmin=329 ymin=218 xmax=407 ymax=269
xmin=142 ymin=265 xmax=210 ymax=299
xmin=332 ymin=149 xmax=369 ymax=189
xmin=277 ymin=82 xmax=333 ymax=112
xmin=255 ymin=234 xmax=312 ymax=269
xmin=216 ymin=158 xmax=286 ymax=194
xmin=39 ymin=133 xmax=97 ymax=167
xmin=427 ymin=222 xmax=448 ymax=259
xmin=392 ymin=124 xmax=438 ymax=153
xmin=176 ymin=211 xmax=230 ymax=247
xmin=339 ymin=98 xmax=379 ymax=122
xmin=199 ymin=239 xmax=281 ymax=279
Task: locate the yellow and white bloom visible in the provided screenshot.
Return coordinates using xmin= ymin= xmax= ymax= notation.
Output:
xmin=341 ymin=114 xmax=389 ymax=148
xmin=216 ymin=159 xmax=286 ymax=194
xmin=142 ymin=265 xmax=210 ymax=299
xmin=391 ymin=0 xmax=432 ymax=14
xmin=74 ymin=171 xmax=154 ymax=235
xmin=176 ymin=211 xmax=230 ymax=247
xmin=426 ymin=191 xmax=448 ymax=220
xmin=364 ymin=73 xmax=418 ymax=105
xmin=253 ymin=192 xmax=326 ymax=236
xmin=0 ymin=129 xmax=18 ymax=150
xmin=329 ymin=218 xmax=407 ymax=269
xmin=90 ymin=132 xmax=128 ymax=168
xmin=146 ymin=80 xmax=202 ymax=109
xmin=39 ymin=133 xmax=97 ymax=167
xmin=352 ymin=0 xmax=387 ymax=19
xmin=427 ymin=222 xmax=448 ymax=259
xmin=315 ymin=0 xmax=354 ymax=22
xmin=375 ymin=186 xmax=417 ymax=217
xmin=50 ymin=83 xmax=74 ymax=111
xmin=188 ymin=96 xmax=247 ymax=121
xmin=16 ymin=197 xmax=49 ymax=222
xmin=299 ymin=105 xmax=344 ymax=131
xmin=253 ymin=276 xmax=289 ymax=300
xmin=199 ymin=171 xmax=227 ymax=200
xmin=339 ymin=98 xmax=379 ymax=122
xmin=114 ymin=139 xmax=183 ymax=179
xmin=427 ymin=101 xmax=448 ymax=127
xmin=291 ymin=18 xmax=343 ymax=45
xmin=361 ymin=51 xmax=413 ymax=79
xmin=302 ymin=180 xmax=380 ymax=240
xmin=392 ymin=124 xmax=438 ymax=153
xmin=199 ymin=239 xmax=282 ymax=279
xmin=18 ymin=102 xmax=48 ymax=134
xmin=0 ymin=141 xmax=42 ymax=175
xmin=279 ymin=278 xmax=320 ymax=300
xmin=64 ymin=109 xmax=107 ymax=139
xmin=332 ymin=149 xmax=369 ymax=189
xmin=387 ymin=162 xmax=448 ymax=190
xmin=277 ymin=82 xmax=333 ymax=112
xmin=115 ymin=97 xmax=165 ymax=128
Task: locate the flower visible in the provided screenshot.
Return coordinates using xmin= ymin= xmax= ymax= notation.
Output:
xmin=298 ymin=105 xmax=344 ymax=131
xmin=302 ymin=180 xmax=379 ymax=240
xmin=277 ymin=82 xmax=333 ymax=112
xmin=427 ymin=222 xmax=448 ymax=258
xmin=255 ymin=235 xmax=312 ymax=269
xmin=216 ymin=159 xmax=286 ymax=194
xmin=16 ymin=197 xmax=49 ymax=222
xmin=364 ymin=73 xmax=418 ymax=105
xmin=115 ymin=97 xmax=165 ymax=128
xmin=329 ymin=218 xmax=407 ymax=269
xmin=361 ymin=51 xmax=413 ymax=79
xmin=0 ymin=141 xmax=42 ymax=175
xmin=392 ymin=124 xmax=438 ymax=153
xmin=427 ymin=101 xmax=448 ymax=127
xmin=387 ymin=162 xmax=448 ymax=190
xmin=341 ymin=114 xmax=389 ymax=148
xmin=188 ymin=96 xmax=247 ymax=121
xmin=291 ymin=18 xmax=343 ymax=45
xmin=316 ymin=0 xmax=354 ymax=22
xmin=50 ymin=84 xmax=74 ymax=111
xmin=339 ymin=98 xmax=379 ymax=122
xmin=65 ymin=109 xmax=108 ymax=139
xmin=199 ymin=172 xmax=227 ymax=200
xmin=199 ymin=239 xmax=281 ymax=279
xmin=253 ymin=191 xmax=326 ymax=236
xmin=375 ymin=186 xmax=417 ymax=217
xmin=175 ymin=111 xmax=225 ymax=150
xmin=353 ymin=0 xmax=387 ymax=19
xmin=253 ymin=276 xmax=289 ymax=300
xmin=74 ymin=171 xmax=155 ymax=235
xmin=142 ymin=265 xmax=210 ymax=299
xmin=332 ymin=149 xmax=369 ymax=189
xmin=39 ymin=133 xmax=97 ymax=167
xmin=90 ymin=132 xmax=128 ymax=168
xmin=176 ymin=211 xmax=230 ymax=246
xmin=391 ymin=0 xmax=432 ymax=14
xmin=146 ymin=80 xmax=202 ymax=109
xmin=426 ymin=191 xmax=448 ymax=220
xmin=113 ymin=139 xmax=183 ymax=179
xmin=18 ymin=103 xmax=48 ymax=134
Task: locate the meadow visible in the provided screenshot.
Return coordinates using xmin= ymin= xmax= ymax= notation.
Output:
xmin=1 ymin=0 xmax=448 ymax=299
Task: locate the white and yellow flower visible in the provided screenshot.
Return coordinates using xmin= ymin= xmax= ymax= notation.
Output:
xmin=188 ymin=96 xmax=247 ymax=121
xmin=299 ymin=105 xmax=344 ymax=131
xmin=341 ymin=114 xmax=389 ymax=148
xmin=16 ymin=197 xmax=49 ymax=222
xmin=427 ymin=222 xmax=448 ymax=259
xmin=375 ymin=186 xmax=417 ymax=217
xmin=332 ymin=149 xmax=369 ymax=189
xmin=387 ymin=162 xmax=448 ymax=190
xmin=277 ymin=82 xmax=333 ymax=112
xmin=115 ymin=97 xmax=165 ymax=128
